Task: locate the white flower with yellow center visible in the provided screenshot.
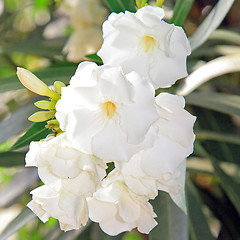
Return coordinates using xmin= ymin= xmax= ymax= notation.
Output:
xmin=26 ymin=133 xmax=107 ymax=195
xmin=87 ymin=172 xmax=157 ymax=236
xmin=116 ymin=93 xmax=196 ymax=211
xmin=98 ymin=5 xmax=191 ymax=89
xmin=56 ymin=62 xmax=159 ymax=162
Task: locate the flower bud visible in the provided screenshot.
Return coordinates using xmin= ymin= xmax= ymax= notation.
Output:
xmin=17 ymin=67 xmax=60 ymax=100
xmin=28 ymin=110 xmax=55 ymax=122
xmin=34 ymin=100 xmax=56 ymax=110
xmin=54 ymin=81 xmax=66 ymax=95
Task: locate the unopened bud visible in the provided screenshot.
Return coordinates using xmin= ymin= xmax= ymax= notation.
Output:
xmin=34 ymin=100 xmax=56 ymax=110
xmin=17 ymin=67 xmax=60 ymax=100
xmin=28 ymin=110 xmax=55 ymax=122
xmin=54 ymin=81 xmax=66 ymax=94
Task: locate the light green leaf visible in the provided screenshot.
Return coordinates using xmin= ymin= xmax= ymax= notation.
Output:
xmin=187 ymin=180 xmax=215 ymax=240
xmin=186 ymin=92 xmax=240 ymax=116
xmin=0 ymin=207 xmax=35 ymax=240
xmin=210 ymin=157 xmax=240 ymax=215
xmin=209 ymin=29 xmax=240 ymax=45
xmin=103 ymin=0 xmax=135 ymax=13
xmin=196 ymin=131 xmax=240 ymax=145
xmin=149 ymin=192 xmax=187 ymax=240
xmin=0 ymin=65 xmax=76 ymax=93
xmin=0 ymin=152 xmax=25 ymax=167
xmin=177 ymin=54 xmax=240 ymax=96
xmin=11 ymin=122 xmax=50 ymax=150
xmin=189 ymin=0 xmax=235 ymax=51
xmin=170 ymin=0 xmax=194 ymax=26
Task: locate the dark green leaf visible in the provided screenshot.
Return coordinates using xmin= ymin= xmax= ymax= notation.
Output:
xmin=0 ymin=65 xmax=76 ymax=93
xmin=0 ymin=152 xmax=25 ymax=167
xmin=103 ymin=0 xmax=135 ymax=13
xmin=0 ymin=207 xmax=35 ymax=240
xmin=210 ymin=157 xmax=240 ymax=215
xmin=149 ymin=192 xmax=187 ymax=240
xmin=85 ymin=53 xmax=103 ymax=64
xmin=187 ymin=180 xmax=215 ymax=240
xmin=170 ymin=0 xmax=194 ymax=26
xmin=186 ymin=93 xmax=240 ymax=116
xmin=11 ymin=122 xmax=50 ymax=150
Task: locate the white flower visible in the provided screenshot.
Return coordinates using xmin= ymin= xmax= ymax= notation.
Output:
xmin=63 ymin=26 xmax=103 ymax=62
xmin=116 ymin=93 xmax=196 ymax=211
xmin=88 ymin=173 xmax=157 ymax=236
xmin=56 ymin=62 xmax=159 ymax=162
xmin=98 ymin=6 xmax=191 ymax=89
xmin=27 ymin=185 xmax=88 ymax=231
xmin=26 ymin=133 xmax=106 ymax=195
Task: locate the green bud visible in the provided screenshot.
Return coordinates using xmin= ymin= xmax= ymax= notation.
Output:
xmin=17 ymin=67 xmax=60 ymax=100
xmin=54 ymin=81 xmax=66 ymax=94
xmin=34 ymin=100 xmax=56 ymax=110
xmin=28 ymin=110 xmax=55 ymax=122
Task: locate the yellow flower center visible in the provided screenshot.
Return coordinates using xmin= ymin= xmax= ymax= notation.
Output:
xmin=141 ymin=35 xmax=156 ymax=52
xmin=102 ymin=101 xmax=117 ymax=119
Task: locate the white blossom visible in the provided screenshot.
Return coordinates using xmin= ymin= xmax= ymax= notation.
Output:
xmin=98 ymin=5 xmax=191 ymax=89
xmin=27 ymin=185 xmax=88 ymax=231
xmin=88 ymin=172 xmax=157 ymax=236
xmin=116 ymin=93 xmax=196 ymax=211
xmin=26 ymin=133 xmax=106 ymax=195
xmin=56 ymin=62 xmax=159 ymax=162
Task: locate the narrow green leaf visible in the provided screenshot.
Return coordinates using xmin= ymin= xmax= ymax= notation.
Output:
xmin=186 ymin=92 xmax=240 ymax=116
xmin=149 ymin=192 xmax=187 ymax=240
xmin=103 ymin=0 xmax=135 ymax=13
xmin=196 ymin=131 xmax=240 ymax=145
xmin=0 ymin=207 xmax=35 ymax=240
xmin=187 ymin=180 xmax=215 ymax=240
xmin=177 ymin=54 xmax=240 ymax=96
xmin=0 ymin=65 xmax=76 ymax=93
xmin=170 ymin=0 xmax=194 ymax=26
xmin=85 ymin=53 xmax=103 ymax=64
xmin=209 ymin=29 xmax=240 ymax=45
xmin=0 ymin=152 xmax=25 ymax=167
xmin=210 ymin=157 xmax=240 ymax=215
xmin=189 ymin=0 xmax=235 ymax=51
xmin=11 ymin=122 xmax=50 ymax=151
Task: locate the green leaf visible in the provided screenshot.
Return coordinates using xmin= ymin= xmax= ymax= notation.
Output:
xmin=103 ymin=0 xmax=136 ymax=13
xmin=149 ymin=192 xmax=187 ymax=240
xmin=170 ymin=0 xmax=194 ymax=26
xmin=189 ymin=0 xmax=235 ymax=51
xmin=210 ymin=157 xmax=240 ymax=215
xmin=0 ymin=207 xmax=35 ymax=240
xmin=11 ymin=122 xmax=50 ymax=151
xmin=85 ymin=53 xmax=103 ymax=64
xmin=0 ymin=65 xmax=76 ymax=93
xmin=0 ymin=152 xmax=25 ymax=167
xmin=186 ymin=92 xmax=240 ymax=116
xmin=177 ymin=54 xmax=240 ymax=96
xmin=187 ymin=180 xmax=215 ymax=240
xmin=209 ymin=29 xmax=240 ymax=45
xmin=196 ymin=131 xmax=240 ymax=145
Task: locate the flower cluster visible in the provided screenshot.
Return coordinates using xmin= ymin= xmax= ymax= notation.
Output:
xmin=20 ymin=5 xmax=196 ymax=236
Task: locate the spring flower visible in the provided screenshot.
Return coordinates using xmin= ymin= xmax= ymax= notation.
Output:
xmin=116 ymin=93 xmax=196 ymax=211
xmin=56 ymin=62 xmax=159 ymax=162
xmin=27 ymin=185 xmax=89 ymax=231
xmin=98 ymin=5 xmax=191 ymax=89
xmin=88 ymin=172 xmax=157 ymax=236
xmin=26 ymin=133 xmax=107 ymax=194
